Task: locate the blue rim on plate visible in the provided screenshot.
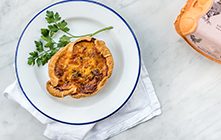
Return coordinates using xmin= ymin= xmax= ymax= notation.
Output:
xmin=15 ymin=0 xmax=141 ymax=125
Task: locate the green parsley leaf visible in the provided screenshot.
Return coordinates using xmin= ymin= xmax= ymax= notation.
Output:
xmin=29 ymin=51 xmax=38 ymax=57
xmin=40 ymin=54 xmax=49 ymax=65
xmin=41 ymin=36 xmax=51 ymax=43
xmin=46 ymin=11 xmax=53 ymax=18
xmin=45 ymin=11 xmax=54 ymax=24
xmin=48 ymin=24 xmax=59 ymax=32
xmin=45 ymin=11 xmax=61 ymax=24
xmin=59 ymin=35 xmax=71 ymax=43
xmin=57 ymin=42 xmax=66 ymax=48
xmin=50 ymin=48 xmax=58 ymax=56
xmin=54 ymin=12 xmax=61 ymax=22
xmin=45 ymin=41 xmax=54 ymax=49
xmin=41 ymin=28 xmax=49 ymax=37
xmin=36 ymin=58 xmax=42 ymax=66
xmin=57 ymin=20 xmax=69 ymax=32
xmin=28 ymin=57 xmax=35 ymax=65
xmin=34 ymin=41 xmax=44 ymax=52
xmin=49 ymin=30 xmax=55 ymax=37
xmin=57 ymin=35 xmax=71 ymax=48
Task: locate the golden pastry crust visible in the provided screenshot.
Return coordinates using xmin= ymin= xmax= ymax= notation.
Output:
xmin=46 ymin=37 xmax=114 ymax=98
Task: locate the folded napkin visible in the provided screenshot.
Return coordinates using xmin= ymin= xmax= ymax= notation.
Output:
xmin=3 ymin=62 xmax=161 ymax=140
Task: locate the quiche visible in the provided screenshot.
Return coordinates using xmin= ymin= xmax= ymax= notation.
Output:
xmin=46 ymin=37 xmax=114 ymax=99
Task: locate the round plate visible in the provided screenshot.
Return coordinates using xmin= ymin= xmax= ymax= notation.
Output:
xmin=15 ymin=0 xmax=141 ymax=125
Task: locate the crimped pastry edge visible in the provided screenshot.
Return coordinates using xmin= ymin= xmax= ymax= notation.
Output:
xmin=47 ymin=37 xmax=114 ymax=98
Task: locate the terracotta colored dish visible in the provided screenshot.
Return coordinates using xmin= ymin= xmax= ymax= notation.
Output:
xmin=46 ymin=37 xmax=114 ymax=99
xmin=174 ymin=0 xmax=221 ymax=64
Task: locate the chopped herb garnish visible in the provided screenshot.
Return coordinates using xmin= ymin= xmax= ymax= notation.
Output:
xmin=28 ymin=10 xmax=113 ymax=66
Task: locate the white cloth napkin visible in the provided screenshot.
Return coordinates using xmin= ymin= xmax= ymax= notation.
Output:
xmin=3 ymin=62 xmax=161 ymax=140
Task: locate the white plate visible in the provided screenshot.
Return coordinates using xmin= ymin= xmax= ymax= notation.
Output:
xmin=15 ymin=0 xmax=141 ymax=125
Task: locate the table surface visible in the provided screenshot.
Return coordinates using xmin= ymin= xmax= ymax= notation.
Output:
xmin=1 ymin=0 xmax=221 ymax=140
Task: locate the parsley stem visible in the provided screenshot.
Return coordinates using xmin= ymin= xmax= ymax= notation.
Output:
xmin=89 ymin=26 xmax=113 ymax=37
xmin=38 ymin=49 xmax=52 ymax=57
xmin=38 ymin=47 xmax=59 ymax=57
xmin=61 ymin=26 xmax=113 ymax=38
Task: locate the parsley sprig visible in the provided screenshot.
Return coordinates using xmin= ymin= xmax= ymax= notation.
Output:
xmin=28 ymin=11 xmax=113 ymax=66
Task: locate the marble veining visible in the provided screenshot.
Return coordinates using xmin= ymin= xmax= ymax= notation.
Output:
xmin=1 ymin=0 xmax=221 ymax=140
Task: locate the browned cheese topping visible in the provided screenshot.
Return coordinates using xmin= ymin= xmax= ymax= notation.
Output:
xmin=54 ymin=40 xmax=108 ymax=94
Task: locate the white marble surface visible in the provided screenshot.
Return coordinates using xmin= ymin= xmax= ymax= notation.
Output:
xmin=1 ymin=0 xmax=221 ymax=139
